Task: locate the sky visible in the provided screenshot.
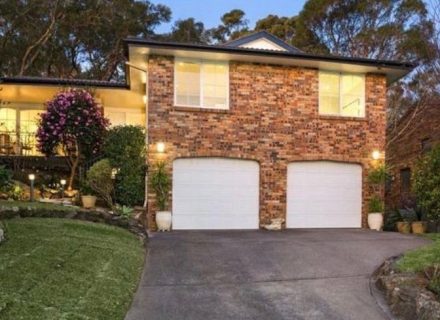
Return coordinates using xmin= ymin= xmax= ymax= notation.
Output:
xmin=153 ymin=0 xmax=307 ymax=33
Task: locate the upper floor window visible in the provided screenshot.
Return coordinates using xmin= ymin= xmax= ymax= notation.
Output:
xmin=174 ymin=59 xmax=229 ymax=109
xmin=319 ymin=71 xmax=365 ymax=117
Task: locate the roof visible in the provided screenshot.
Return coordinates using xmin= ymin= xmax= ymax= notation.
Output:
xmin=223 ymin=31 xmax=302 ymax=53
xmin=0 ymin=76 xmax=128 ymax=89
xmin=124 ymin=38 xmax=415 ymax=84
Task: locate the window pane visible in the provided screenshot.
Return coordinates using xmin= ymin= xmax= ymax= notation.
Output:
xmin=319 ymin=72 xmax=340 ymax=115
xmin=202 ymin=63 xmax=228 ymax=108
xmin=19 ymin=110 xmax=41 ymax=155
xmin=175 ymin=61 xmax=200 ymax=106
xmin=0 ymin=108 xmax=16 ymax=132
xmin=341 ymin=74 xmax=365 ymax=117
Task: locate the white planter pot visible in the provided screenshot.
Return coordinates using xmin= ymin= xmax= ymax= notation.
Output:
xmin=156 ymin=211 xmax=172 ymax=231
xmin=368 ymin=213 xmax=383 ymax=231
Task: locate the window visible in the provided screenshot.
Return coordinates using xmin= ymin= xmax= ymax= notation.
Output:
xmin=319 ymin=71 xmax=365 ymax=117
xmin=105 ymin=108 xmax=146 ymax=127
xmin=400 ymin=168 xmax=411 ymax=194
xmin=421 ymin=138 xmax=432 ymax=154
xmin=175 ymin=59 xmax=229 ymax=109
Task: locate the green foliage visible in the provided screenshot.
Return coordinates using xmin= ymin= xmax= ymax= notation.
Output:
xmin=114 ymin=205 xmax=134 ymax=220
xmin=367 ymin=164 xmax=389 ymax=185
xmin=0 ymin=1 xmax=171 ymax=80
xmin=0 ymin=165 xmax=12 ymax=192
xmin=413 ymin=145 xmax=440 ymax=221
xmin=208 ymin=9 xmax=249 ymax=42
xmin=255 ymin=15 xmax=297 ymax=42
xmin=397 ymin=234 xmax=440 ymax=295
xmin=0 ymin=218 xmax=144 ymax=319
xmin=7 ymin=184 xmax=25 ymax=201
xmin=384 ymin=209 xmax=402 ymax=231
xmin=293 ymin=0 xmax=433 ymax=61
xmin=87 ymin=159 xmax=113 ymax=208
xmin=368 ymin=196 xmax=384 ymax=213
xmin=103 ymin=126 xmax=146 ymax=206
xmin=150 ymin=161 xmax=170 ymax=211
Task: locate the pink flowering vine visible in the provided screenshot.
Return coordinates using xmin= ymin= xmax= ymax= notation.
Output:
xmin=37 ymin=89 xmax=109 ymax=189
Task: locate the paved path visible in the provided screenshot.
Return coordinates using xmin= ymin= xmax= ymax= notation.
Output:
xmin=126 ymin=229 xmax=428 ymax=320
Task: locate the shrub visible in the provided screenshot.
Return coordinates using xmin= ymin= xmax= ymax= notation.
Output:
xmin=413 ymin=144 xmax=440 ymax=222
xmin=0 ymin=166 xmax=12 ymax=192
xmin=150 ymin=161 xmax=170 ymax=211
xmin=368 ymin=196 xmax=384 ymax=213
xmin=87 ymin=159 xmax=113 ymax=208
xmin=36 ymin=89 xmax=109 ymax=189
xmin=103 ymin=126 xmax=146 ymax=206
xmin=367 ymin=164 xmax=389 ymax=185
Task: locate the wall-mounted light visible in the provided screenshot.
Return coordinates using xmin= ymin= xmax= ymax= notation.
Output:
xmin=372 ymin=150 xmax=381 ymax=160
xmin=156 ymin=142 xmax=165 ymax=153
xmin=28 ymin=174 xmax=35 ymax=202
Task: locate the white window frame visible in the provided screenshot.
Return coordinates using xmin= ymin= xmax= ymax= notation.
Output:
xmin=318 ymin=71 xmax=366 ymax=118
xmin=174 ymin=58 xmax=230 ymax=110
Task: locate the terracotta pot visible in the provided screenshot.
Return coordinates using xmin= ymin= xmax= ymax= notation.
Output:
xmin=81 ymin=195 xmax=97 ymax=209
xmin=368 ymin=213 xmax=383 ymax=231
xmin=156 ymin=211 xmax=172 ymax=231
xmin=411 ymin=221 xmax=427 ymax=234
xmin=396 ymin=221 xmax=411 ymax=234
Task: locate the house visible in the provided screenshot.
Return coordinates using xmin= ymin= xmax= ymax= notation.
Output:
xmin=1 ymin=31 xmax=413 ymax=230
xmin=386 ymin=101 xmax=440 ymax=210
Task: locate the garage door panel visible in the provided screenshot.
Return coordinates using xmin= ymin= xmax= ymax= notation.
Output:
xmin=173 ymin=158 xmax=259 ymax=230
xmin=287 ymin=161 xmax=362 ymax=228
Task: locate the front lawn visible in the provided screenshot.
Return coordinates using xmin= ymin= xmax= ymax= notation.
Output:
xmin=0 ymin=218 xmax=145 ymax=319
xmin=397 ymin=234 xmax=440 ymax=295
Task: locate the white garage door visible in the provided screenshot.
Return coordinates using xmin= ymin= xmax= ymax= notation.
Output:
xmin=287 ymin=161 xmax=362 ymax=228
xmin=172 ymin=158 xmax=259 ymax=230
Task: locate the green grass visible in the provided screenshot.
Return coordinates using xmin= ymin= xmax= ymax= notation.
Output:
xmin=0 ymin=218 xmax=145 ymax=320
xmin=0 ymin=200 xmax=76 ymax=211
xmin=397 ymin=234 xmax=440 ymax=295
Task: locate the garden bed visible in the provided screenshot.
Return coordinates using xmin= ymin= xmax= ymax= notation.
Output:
xmin=0 ymin=218 xmax=145 ymax=319
xmin=374 ymin=234 xmax=440 ymax=320
xmin=0 ymin=200 xmax=147 ymax=239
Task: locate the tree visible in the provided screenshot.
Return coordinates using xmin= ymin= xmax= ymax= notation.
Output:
xmin=208 ymin=9 xmax=249 ymax=43
xmin=293 ymin=0 xmax=434 ymax=61
xmin=0 ymin=0 xmax=171 ymax=80
xmin=36 ymin=90 xmax=109 ymax=189
xmin=254 ymin=15 xmax=297 ymax=43
xmin=167 ymin=18 xmax=208 ymax=44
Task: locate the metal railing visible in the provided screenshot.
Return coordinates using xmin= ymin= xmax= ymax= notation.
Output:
xmin=0 ymin=130 xmax=39 ymax=156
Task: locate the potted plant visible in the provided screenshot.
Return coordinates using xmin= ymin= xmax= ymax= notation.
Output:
xmin=411 ymin=209 xmax=427 ymax=234
xmin=150 ymin=161 xmax=171 ymax=231
xmin=368 ymin=196 xmax=384 ymax=231
xmin=367 ymin=164 xmax=387 ymax=231
xmin=80 ymin=181 xmax=96 ymax=209
xmin=397 ymin=208 xmax=415 ymax=234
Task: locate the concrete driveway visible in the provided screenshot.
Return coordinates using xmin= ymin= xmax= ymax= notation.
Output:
xmin=125 ymin=229 xmax=428 ymax=320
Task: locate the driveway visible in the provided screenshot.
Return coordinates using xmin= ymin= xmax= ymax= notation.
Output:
xmin=125 ymin=229 xmax=428 ymax=320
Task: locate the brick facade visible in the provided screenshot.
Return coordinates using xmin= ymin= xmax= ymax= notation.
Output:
xmin=386 ymin=103 xmax=440 ymax=209
xmin=147 ymin=55 xmax=387 ymax=230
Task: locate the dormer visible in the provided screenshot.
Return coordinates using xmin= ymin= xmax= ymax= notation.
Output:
xmin=223 ymin=31 xmax=301 ymax=53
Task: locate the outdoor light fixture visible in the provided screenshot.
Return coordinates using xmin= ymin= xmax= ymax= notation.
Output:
xmin=372 ymin=150 xmax=381 ymax=160
xmin=28 ymin=174 xmax=35 ymax=202
xmin=111 ymin=168 xmax=119 ymax=180
xmin=156 ymin=142 xmax=165 ymax=153
xmin=60 ymin=179 xmax=66 ymax=199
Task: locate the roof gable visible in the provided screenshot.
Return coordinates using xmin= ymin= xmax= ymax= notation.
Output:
xmin=224 ymin=31 xmax=301 ymax=53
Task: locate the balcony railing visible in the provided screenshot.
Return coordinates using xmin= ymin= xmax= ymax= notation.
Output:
xmin=0 ymin=130 xmax=39 ymax=156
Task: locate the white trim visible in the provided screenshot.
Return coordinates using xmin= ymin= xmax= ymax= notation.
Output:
xmin=174 ymin=58 xmax=230 ymax=110
xmin=318 ymin=70 xmax=366 ymax=118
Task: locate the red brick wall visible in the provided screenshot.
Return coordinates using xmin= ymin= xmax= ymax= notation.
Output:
xmin=147 ymin=55 xmax=387 ymax=230
xmin=386 ymin=104 xmax=440 ymax=209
